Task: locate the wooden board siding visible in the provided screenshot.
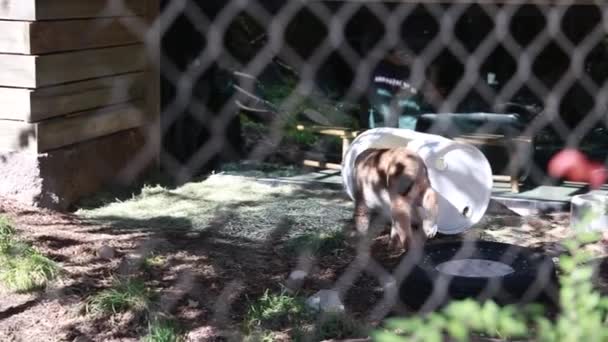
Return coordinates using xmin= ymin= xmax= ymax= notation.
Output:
xmin=0 ymin=0 xmax=146 ymax=21
xmin=316 ymin=0 xmax=599 ymax=4
xmin=0 ymin=45 xmax=145 ymax=88
xmin=0 ymin=73 xmax=145 ymax=122
xmin=0 ymin=18 xmax=142 ymax=55
xmin=0 ymin=102 xmax=147 ymax=153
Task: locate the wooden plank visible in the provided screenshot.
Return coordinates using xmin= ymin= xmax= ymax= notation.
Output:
xmin=0 ymin=73 xmax=145 ymax=122
xmin=316 ymin=0 xmax=599 ymax=4
xmin=453 ymin=134 xmax=532 ymax=146
xmin=32 ymin=73 xmax=145 ymax=122
xmin=30 ymin=17 xmax=141 ymax=54
xmin=0 ymin=21 xmax=30 ymax=55
xmin=0 ymin=88 xmax=32 ymax=122
xmin=0 ymin=54 xmax=37 ymax=89
xmin=0 ymin=0 xmax=146 ymax=21
xmin=0 ymin=1 xmax=35 ymax=21
xmin=303 ymin=160 xmax=342 ymax=170
xmin=0 ymin=45 xmax=145 ymax=88
xmin=0 ymin=102 xmax=145 ymax=153
xmin=37 ymin=102 xmax=146 ymax=152
xmin=296 ymin=124 xmax=360 ymax=138
xmin=0 ymin=18 xmax=142 ymax=54
xmin=36 ymin=45 xmax=146 ymax=88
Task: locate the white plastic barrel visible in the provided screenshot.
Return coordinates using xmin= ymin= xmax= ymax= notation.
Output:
xmin=570 ymin=193 xmax=608 ymax=232
xmin=341 ymin=127 xmax=493 ymax=235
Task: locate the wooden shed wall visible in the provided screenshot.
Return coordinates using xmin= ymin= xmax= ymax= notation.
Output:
xmin=0 ymin=0 xmax=159 ymax=209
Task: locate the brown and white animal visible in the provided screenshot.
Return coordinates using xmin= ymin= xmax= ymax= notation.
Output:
xmin=352 ymin=146 xmax=439 ymax=251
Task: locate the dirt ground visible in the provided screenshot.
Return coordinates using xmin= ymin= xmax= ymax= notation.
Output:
xmin=1 ymin=175 xmax=608 ymax=342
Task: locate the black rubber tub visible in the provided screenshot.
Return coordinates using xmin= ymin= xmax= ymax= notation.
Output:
xmin=399 ymin=240 xmax=559 ymax=312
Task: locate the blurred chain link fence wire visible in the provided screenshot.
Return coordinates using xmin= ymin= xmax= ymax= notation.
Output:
xmin=88 ymin=0 xmax=608 ymax=339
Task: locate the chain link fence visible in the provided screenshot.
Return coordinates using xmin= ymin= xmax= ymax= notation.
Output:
xmin=3 ymin=0 xmax=608 ymax=341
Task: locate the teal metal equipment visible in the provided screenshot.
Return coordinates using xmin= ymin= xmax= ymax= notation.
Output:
xmin=368 ymin=87 xmax=435 ymax=130
xmin=367 ymin=53 xmax=436 ymax=130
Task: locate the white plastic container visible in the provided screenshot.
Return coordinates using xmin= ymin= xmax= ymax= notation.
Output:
xmin=341 ymin=127 xmax=493 ymax=235
xmin=570 ymin=193 xmax=608 ymax=232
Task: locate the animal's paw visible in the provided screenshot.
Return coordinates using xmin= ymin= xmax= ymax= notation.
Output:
xmin=387 ymin=233 xmax=404 ymax=252
xmin=424 ymin=223 xmax=438 ymax=239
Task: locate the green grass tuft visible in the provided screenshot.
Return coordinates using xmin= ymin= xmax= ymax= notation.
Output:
xmin=0 ymin=215 xmax=16 ymax=253
xmin=311 ymin=313 xmax=368 ymax=341
xmin=85 ymin=277 xmax=151 ymax=315
xmin=0 ymin=215 xmax=59 ymax=293
xmin=143 ymin=317 xmax=184 ymax=342
xmin=0 ymin=250 xmax=59 ymax=292
xmin=0 ymin=215 xmax=15 ymax=238
xmin=142 ymin=254 xmax=167 ymax=273
xmin=283 ymin=230 xmax=346 ymax=257
xmin=245 ymin=289 xmax=313 ymax=332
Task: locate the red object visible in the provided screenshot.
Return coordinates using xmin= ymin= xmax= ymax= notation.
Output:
xmin=547 ymin=149 xmax=607 ymax=189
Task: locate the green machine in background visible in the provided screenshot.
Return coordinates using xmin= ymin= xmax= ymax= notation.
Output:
xmin=366 ymin=50 xmax=437 ymax=130
xmin=367 ymin=87 xmax=435 ymax=130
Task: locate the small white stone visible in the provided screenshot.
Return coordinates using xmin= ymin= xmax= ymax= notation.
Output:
xmin=186 ymin=326 xmax=221 ymax=341
xmin=306 ymin=289 xmax=344 ymax=313
xmin=288 ymin=270 xmax=308 ymax=281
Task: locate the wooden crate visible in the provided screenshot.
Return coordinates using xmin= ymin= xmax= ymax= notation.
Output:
xmin=0 ymin=18 xmax=141 ymax=54
xmin=0 ymin=45 xmax=146 ymax=88
xmin=0 ymin=0 xmax=146 ymax=21
xmin=0 ymin=102 xmax=147 ymax=153
xmin=0 ymin=0 xmax=159 ymax=210
xmin=0 ymin=73 xmax=145 ymax=122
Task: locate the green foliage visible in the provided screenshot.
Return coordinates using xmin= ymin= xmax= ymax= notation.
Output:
xmin=143 ymin=317 xmax=184 ymax=342
xmin=85 ymin=277 xmax=151 ymax=315
xmin=0 ymin=215 xmax=59 ymax=292
xmin=0 ymin=250 xmax=60 ymax=292
xmin=244 ymin=289 xmax=368 ymax=341
xmin=373 ymin=300 xmax=530 ymax=342
xmin=245 ymin=289 xmax=313 ymax=333
xmin=285 ymin=128 xmax=319 ymax=147
xmin=142 ymin=254 xmax=167 ymax=273
xmin=0 ymin=215 xmax=15 ymax=238
xmin=250 ymin=67 xmax=360 ymax=129
xmin=0 ymin=215 xmax=16 ymax=254
xmin=373 ymin=211 xmax=608 ymax=342
xmin=310 ymin=312 xmax=368 ymax=341
xmin=283 ymin=230 xmax=346 ymax=257
xmin=535 ymin=230 xmax=608 ymax=342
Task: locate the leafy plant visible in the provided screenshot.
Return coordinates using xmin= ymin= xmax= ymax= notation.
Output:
xmin=373 ymin=209 xmax=608 ymax=342
xmin=311 ymin=312 xmax=368 ymax=341
xmin=142 ymin=254 xmax=167 ymax=273
xmin=0 ymin=215 xmax=15 ymax=237
xmin=0 ymin=215 xmax=16 ymax=253
xmin=143 ymin=317 xmax=184 ymax=342
xmin=0 ymin=250 xmax=60 ymax=292
xmin=85 ymin=277 xmax=151 ymax=315
xmin=245 ymin=289 xmax=313 ymax=333
xmin=0 ymin=215 xmax=59 ymax=292
xmin=534 ymin=230 xmax=608 ymax=342
xmin=283 ymin=230 xmax=346 ymax=257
